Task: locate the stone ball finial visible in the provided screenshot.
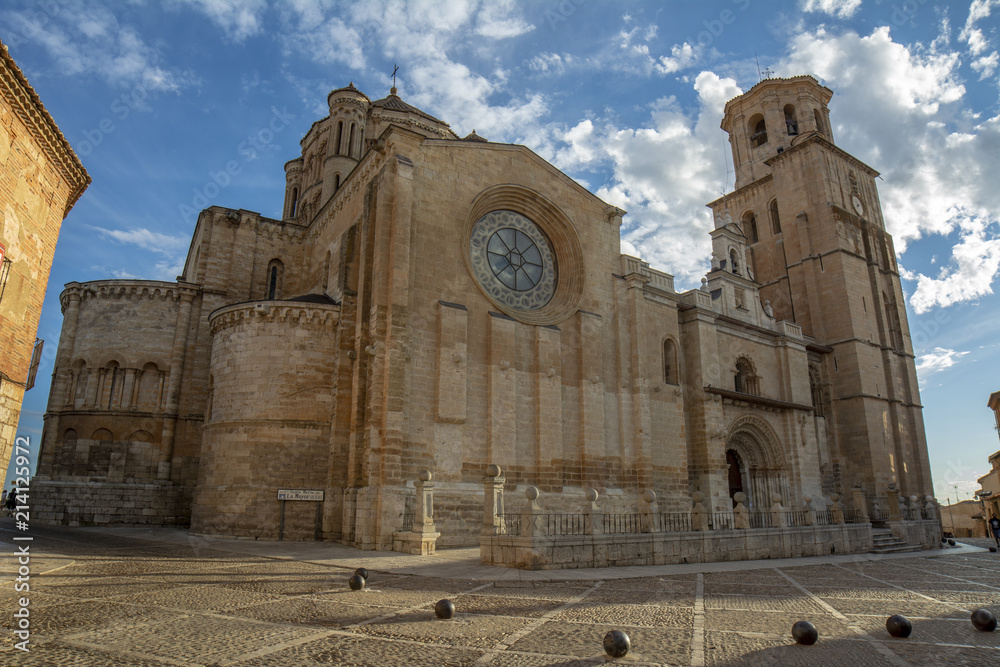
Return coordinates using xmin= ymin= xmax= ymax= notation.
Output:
xmin=803 ymin=494 xmax=812 ymax=504
xmin=486 ymin=464 xmax=502 ymax=478
xmin=909 ymin=494 xmax=918 ymax=503
xmin=642 ymin=489 xmax=656 ymax=504
xmin=925 ymin=495 xmax=934 ymax=503
xmin=733 ymin=492 xmax=746 ymax=503
xmin=692 ymin=491 xmax=705 ymax=503
xmin=887 ymin=482 xmax=897 ymax=491
xmin=418 ymin=469 xmax=432 ymax=482
xmin=586 ymin=488 xmax=599 ymax=502
xmin=525 ymin=486 xmax=539 ymax=501
xmin=830 ymin=493 xmax=840 ymax=503
xmin=770 ymin=492 xmax=782 ymax=504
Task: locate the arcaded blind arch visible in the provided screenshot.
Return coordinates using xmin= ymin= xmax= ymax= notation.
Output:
xmin=662 ymin=338 xmax=678 ymax=384
xmin=741 ymin=211 xmax=758 ymax=244
xmin=769 ymin=199 xmax=781 ymax=234
xmin=734 ymin=356 xmax=760 ymax=395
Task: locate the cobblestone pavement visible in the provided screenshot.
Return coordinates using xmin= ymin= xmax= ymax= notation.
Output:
xmin=2 ymin=521 xmax=998 ymax=666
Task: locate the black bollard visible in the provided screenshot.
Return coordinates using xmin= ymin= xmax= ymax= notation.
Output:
xmin=603 ymin=630 xmax=630 ymax=658
xmin=435 ymin=599 xmax=456 ymax=619
xmin=886 ymin=614 xmax=912 ymax=638
xmin=971 ymin=609 xmax=997 ymax=632
xmin=791 ymin=620 xmax=818 ymax=645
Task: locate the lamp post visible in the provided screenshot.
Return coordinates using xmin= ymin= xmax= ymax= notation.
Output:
xmin=976 ymin=490 xmax=993 ymax=538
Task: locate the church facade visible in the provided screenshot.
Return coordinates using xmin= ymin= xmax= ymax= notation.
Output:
xmin=34 ymin=76 xmax=932 ymax=550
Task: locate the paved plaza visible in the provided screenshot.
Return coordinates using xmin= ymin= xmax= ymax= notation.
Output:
xmin=2 ymin=520 xmax=998 ymax=666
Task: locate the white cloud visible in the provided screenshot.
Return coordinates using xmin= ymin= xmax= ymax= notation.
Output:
xmin=528 ymin=52 xmax=572 ymax=74
xmin=915 ymin=346 xmax=970 ymax=374
xmin=91 ymin=226 xmax=190 ymax=255
xmin=178 ymin=0 xmax=267 ymax=43
xmin=800 ymin=0 xmax=862 ymax=19
xmin=656 ymin=42 xmax=700 ymax=75
xmin=972 ymin=51 xmax=999 ymax=78
xmin=960 ymin=0 xmax=1000 ymax=55
xmin=561 ymin=71 xmax=743 ymax=285
xmin=476 ymin=0 xmax=533 ymax=39
xmin=277 ymin=0 xmax=545 ymax=142
xmin=3 ymin=4 xmax=197 ymax=92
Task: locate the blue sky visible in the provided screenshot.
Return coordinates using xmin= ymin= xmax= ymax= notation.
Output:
xmin=2 ymin=0 xmax=999 ymax=503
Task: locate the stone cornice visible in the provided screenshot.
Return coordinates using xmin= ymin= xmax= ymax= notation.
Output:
xmin=0 ymin=41 xmax=90 ymax=213
xmin=61 ymin=280 xmax=197 ymax=311
xmin=705 ymin=386 xmax=814 ymax=412
xmin=208 ymin=300 xmax=340 ymax=335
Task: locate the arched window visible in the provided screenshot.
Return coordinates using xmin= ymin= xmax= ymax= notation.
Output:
xmin=769 ymin=199 xmax=781 ymax=234
xmin=335 ymin=121 xmax=343 ymax=154
xmin=742 ymin=212 xmax=758 ymax=244
xmin=663 ymin=338 xmax=678 ymax=384
xmin=348 ymin=122 xmax=356 ymax=158
xmin=729 ymin=249 xmax=740 ymax=275
xmin=784 ymin=104 xmax=798 ymax=136
xmin=334 ymin=174 xmax=341 ymax=192
xmin=290 ymin=188 xmax=298 ymax=217
xmin=734 ymin=356 xmax=759 ymax=395
xmin=749 ymin=114 xmax=768 ymax=147
xmin=266 ymin=259 xmax=284 ymax=300
xmin=813 ymin=109 xmax=826 ymax=137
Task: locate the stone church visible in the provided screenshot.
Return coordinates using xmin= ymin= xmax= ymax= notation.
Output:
xmin=34 ymin=75 xmax=932 ymax=550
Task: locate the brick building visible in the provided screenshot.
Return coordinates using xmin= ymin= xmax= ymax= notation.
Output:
xmin=34 ymin=76 xmax=933 ymax=550
xmin=0 ymin=42 xmax=89 ymax=474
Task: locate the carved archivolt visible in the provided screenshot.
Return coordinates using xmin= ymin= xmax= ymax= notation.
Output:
xmin=725 ymin=413 xmax=785 ymax=470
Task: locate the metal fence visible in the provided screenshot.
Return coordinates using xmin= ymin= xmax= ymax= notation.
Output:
xmin=399 ymin=511 xmax=414 ymax=532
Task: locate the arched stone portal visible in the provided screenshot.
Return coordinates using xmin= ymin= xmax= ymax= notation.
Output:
xmin=725 ymin=416 xmax=789 ymax=510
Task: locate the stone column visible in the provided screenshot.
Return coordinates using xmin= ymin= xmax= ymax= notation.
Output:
xmin=830 ymin=493 xmax=845 ymax=525
xmin=584 ymin=488 xmax=603 ymax=535
xmin=482 ymin=464 xmax=506 ymax=536
xmin=923 ymin=495 xmax=937 ymax=521
xmin=803 ymin=495 xmax=817 ymax=526
xmin=393 ymin=469 xmax=440 ymax=555
xmin=640 ymin=489 xmax=658 ymax=533
xmin=852 ymin=483 xmax=869 ymax=523
xmin=415 ymin=469 xmax=436 ymax=531
xmin=733 ymin=492 xmax=749 ymax=530
xmin=520 ymin=486 xmax=543 ymax=538
xmin=886 ymin=483 xmax=903 ymax=521
xmin=160 ymin=286 xmax=196 ymax=480
xmin=691 ymin=491 xmax=708 ymax=531
xmin=770 ymin=492 xmax=787 ymax=528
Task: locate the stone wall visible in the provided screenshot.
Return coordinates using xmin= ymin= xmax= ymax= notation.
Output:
xmin=32 ymin=479 xmax=189 ymax=526
xmin=481 ymin=524 xmax=874 ymax=570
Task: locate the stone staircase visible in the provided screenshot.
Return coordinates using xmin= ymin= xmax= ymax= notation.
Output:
xmin=871 ymin=528 xmax=922 ymax=554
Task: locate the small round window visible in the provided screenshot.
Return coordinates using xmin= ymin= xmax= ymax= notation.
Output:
xmin=469 ymin=210 xmax=556 ymax=311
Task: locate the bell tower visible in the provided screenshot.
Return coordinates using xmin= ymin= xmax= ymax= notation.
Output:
xmin=708 ymin=75 xmax=932 ymax=506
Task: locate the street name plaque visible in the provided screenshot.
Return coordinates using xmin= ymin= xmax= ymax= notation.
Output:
xmin=277 ymin=489 xmax=324 ymax=501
